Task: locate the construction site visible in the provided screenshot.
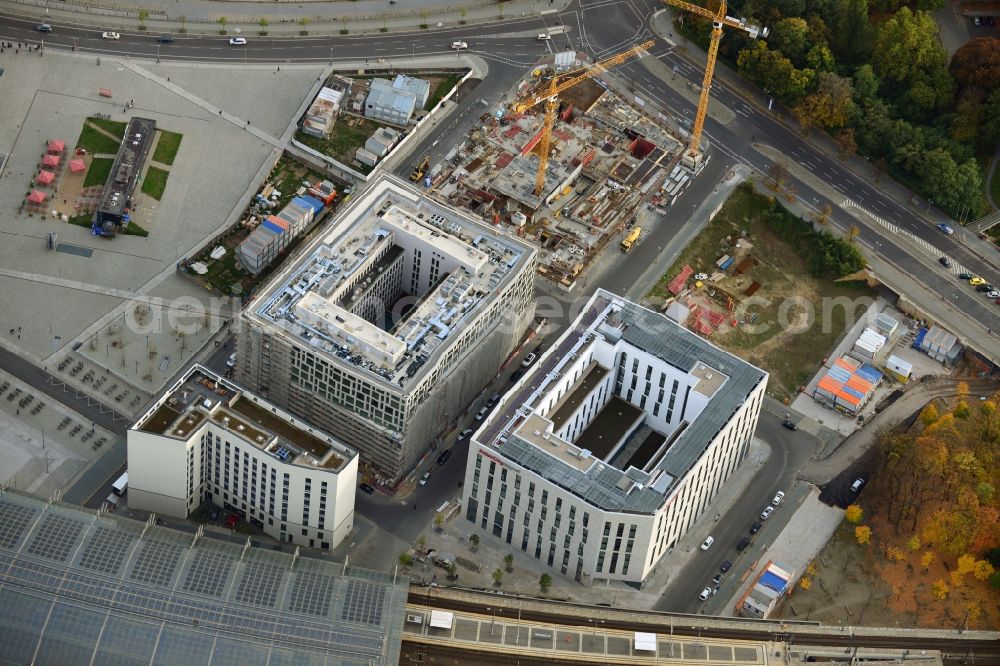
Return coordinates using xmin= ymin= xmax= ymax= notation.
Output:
xmin=420 ymin=47 xmax=698 ymax=292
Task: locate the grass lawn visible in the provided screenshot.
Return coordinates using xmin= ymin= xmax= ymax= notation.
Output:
xmin=426 ymin=74 xmax=462 ymax=110
xmin=82 ymin=158 xmax=115 ymax=188
xmin=295 ymin=124 xmax=376 ymax=174
xmin=647 ymin=184 xmax=872 ymax=399
xmin=75 ymin=122 xmax=122 ymax=155
xmin=141 ymin=166 xmax=170 ymax=201
xmin=152 ymin=130 xmax=183 ymax=166
xmin=88 ymin=117 xmax=127 ymax=140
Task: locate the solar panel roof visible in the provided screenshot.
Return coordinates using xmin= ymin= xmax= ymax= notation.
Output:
xmin=0 ymin=490 xmax=406 ymax=665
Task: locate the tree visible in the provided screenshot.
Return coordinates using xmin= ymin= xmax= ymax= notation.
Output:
xmin=845 ymin=504 xmax=864 ymax=524
xmin=954 ymin=400 xmax=971 ymax=419
xmin=503 ymin=554 xmax=514 ymax=573
xmin=872 ymin=8 xmax=946 ymax=85
xmin=137 ymin=8 xmax=149 ymax=30
xmin=539 ymin=573 xmax=552 ymax=593
xmin=949 ymin=38 xmax=1000 ymax=96
xmin=805 ymin=44 xmax=836 ymax=73
xmin=492 ymin=568 xmax=504 ymax=586
xmin=799 ymin=577 xmax=812 ymax=590
xmin=930 ymin=578 xmax=948 ymax=599
xmin=855 ymin=525 xmax=872 ymax=544
xmin=737 ymin=43 xmax=813 ymax=104
xmin=178 ymin=14 xmax=187 ymax=32
xmin=416 ymin=535 xmax=426 ymax=551
xmin=957 ymin=554 xmax=977 ymax=576
xmin=769 ymin=17 xmax=811 ymax=64
xmin=258 ymin=17 xmax=269 ymax=34
xmin=885 ymin=545 xmax=906 ymax=562
xmin=830 ymin=0 xmax=873 ymax=64
xmin=920 ymin=551 xmax=935 ymax=570
xmin=446 ymin=561 xmax=458 ymax=580
xmin=906 ymin=535 xmax=921 ymax=551
xmin=433 ymin=513 xmax=445 ymax=530
xmin=920 ymin=403 xmax=939 ymax=426
xmin=795 ymin=72 xmax=855 ymax=129
xmin=298 ymin=17 xmax=310 ymax=35
xmin=218 ymin=16 xmax=228 ymax=34
xmin=469 ymin=534 xmax=480 ymax=551
xmin=973 ymin=560 xmax=995 ymax=582
xmin=399 ymin=552 xmax=413 ymax=567
xmin=852 ymin=64 xmax=880 ymax=103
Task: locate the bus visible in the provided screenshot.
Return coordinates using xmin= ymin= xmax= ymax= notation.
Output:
xmin=111 ymin=472 xmax=128 ymax=496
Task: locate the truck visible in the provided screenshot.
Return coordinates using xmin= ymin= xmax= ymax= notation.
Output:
xmin=111 ymin=472 xmax=128 ymax=496
xmin=620 ymin=226 xmax=641 ymax=252
xmin=409 ymin=156 xmax=430 ymax=183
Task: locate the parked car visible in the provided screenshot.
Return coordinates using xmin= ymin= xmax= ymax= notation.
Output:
xmin=749 ymin=521 xmax=762 ymax=534
xmin=487 ymin=393 xmax=500 ymax=408
xmin=736 ymin=536 xmax=752 ymax=551
xmin=224 ymin=514 xmax=239 ymax=528
xmin=975 ymin=284 xmax=994 ymax=293
xmin=969 ymin=277 xmax=986 ymax=286
xmin=720 ymin=560 xmax=732 ymax=573
xmin=850 ymin=478 xmax=865 ymax=493
xmin=987 ymin=291 xmax=1000 ymax=299
xmin=958 ymin=272 xmax=974 ymax=280
xmin=475 ymin=406 xmax=489 ymax=421
xmin=700 ymin=536 xmax=715 ymax=551
xmin=226 ymin=352 xmax=237 ymax=368
xmin=938 ymin=256 xmax=952 ymax=268
xmin=101 ymin=32 xmax=120 ymax=40
xmin=419 ymin=471 xmax=431 ymax=486
xmin=209 ymin=509 xmax=220 ymax=521
xmin=781 ymin=419 xmax=797 ymax=430
xmin=229 ymin=37 xmax=247 ymax=46
xmin=698 ymin=587 xmax=712 ymax=601
xmin=772 ymin=491 xmax=785 ymax=506
xmin=458 ymin=428 xmax=473 ymax=441
xmin=359 ymin=483 xmax=375 ymax=495
xmin=760 ymin=506 xmax=775 ymax=521
xmin=521 ymin=352 xmax=537 ymax=367
xmin=36 ymin=23 xmax=52 ymax=32
xmin=436 ymin=450 xmax=452 ymax=465
xmin=712 ymin=572 xmax=724 ymax=584
xmin=936 ymin=223 xmax=954 ymax=235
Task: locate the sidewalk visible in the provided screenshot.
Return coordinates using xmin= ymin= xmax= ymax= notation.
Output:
xmin=649 ymin=8 xmax=999 ymax=259
xmin=0 ymin=0 xmax=569 ymax=35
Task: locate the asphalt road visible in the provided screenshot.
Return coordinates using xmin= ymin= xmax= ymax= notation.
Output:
xmin=653 ymin=413 xmax=821 ymax=614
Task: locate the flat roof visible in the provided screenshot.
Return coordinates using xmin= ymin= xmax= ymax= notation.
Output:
xmin=249 ymin=175 xmax=534 ymax=391
xmin=0 ymin=489 xmax=406 ymax=665
xmin=548 ymin=362 xmax=609 ymax=430
xmin=480 ymin=289 xmax=767 ymax=514
xmin=133 ymin=365 xmax=355 ymax=473
xmin=574 ymin=396 xmax=642 ymax=461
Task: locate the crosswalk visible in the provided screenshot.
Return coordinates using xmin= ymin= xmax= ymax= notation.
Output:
xmin=842 ymin=199 xmax=969 ymax=276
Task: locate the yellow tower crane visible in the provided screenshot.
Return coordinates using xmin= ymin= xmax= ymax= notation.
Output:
xmin=513 ymin=40 xmax=655 ymax=196
xmin=662 ymin=0 xmax=768 ymax=167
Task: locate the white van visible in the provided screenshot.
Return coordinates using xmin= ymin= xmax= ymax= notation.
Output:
xmin=537 ymin=33 xmax=550 ymax=40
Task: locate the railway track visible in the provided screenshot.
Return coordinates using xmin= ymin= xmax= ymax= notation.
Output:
xmin=408 ymin=589 xmax=1000 ymax=660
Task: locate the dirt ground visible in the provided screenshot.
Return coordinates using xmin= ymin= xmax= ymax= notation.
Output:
xmin=646 ymin=186 xmax=872 ymax=400
xmin=774 ymin=520 xmax=1000 ymax=631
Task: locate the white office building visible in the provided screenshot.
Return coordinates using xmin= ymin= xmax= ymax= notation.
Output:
xmin=462 ymin=290 xmax=768 ymax=585
xmin=128 ymin=364 xmax=359 ymax=551
xmin=238 ymin=174 xmax=536 ymax=484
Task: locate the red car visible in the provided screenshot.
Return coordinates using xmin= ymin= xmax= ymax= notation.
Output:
xmin=224 ymin=514 xmax=239 ymax=528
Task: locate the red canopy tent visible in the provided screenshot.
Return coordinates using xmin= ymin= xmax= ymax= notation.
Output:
xmin=47 ymin=139 xmax=65 ymax=154
xmin=36 ymin=170 xmax=55 ymax=185
xmin=27 ymin=190 xmax=47 ymax=204
xmin=42 ymin=154 xmax=60 ymax=168
xmin=68 ymin=159 xmax=86 ymax=173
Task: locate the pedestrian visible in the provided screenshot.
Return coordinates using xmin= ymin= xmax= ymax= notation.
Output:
xmin=219 ymin=110 xmax=222 ymax=116
xmin=18 ymin=327 xmax=21 ymax=333
xmin=8 ymin=328 xmax=13 ymax=335
xmin=15 ymin=410 xmax=19 ymax=416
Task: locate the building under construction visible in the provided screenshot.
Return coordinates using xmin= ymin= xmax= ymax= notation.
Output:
xmin=425 ymin=51 xmax=696 ymax=292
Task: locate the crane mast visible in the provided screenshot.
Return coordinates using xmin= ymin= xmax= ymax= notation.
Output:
xmin=662 ymin=0 xmax=768 ymax=167
xmin=514 ymin=41 xmax=654 ymax=196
